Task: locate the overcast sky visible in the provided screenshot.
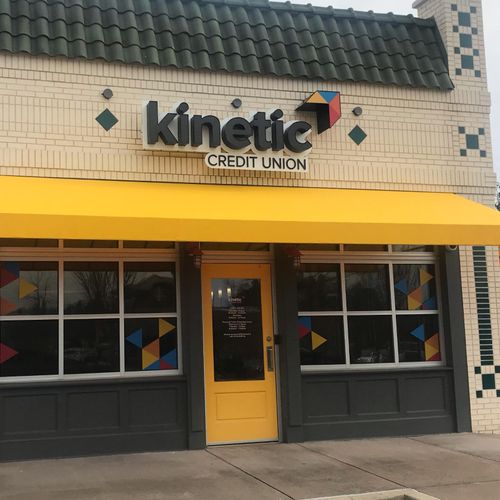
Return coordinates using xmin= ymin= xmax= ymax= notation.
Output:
xmin=282 ymin=0 xmax=500 ymax=179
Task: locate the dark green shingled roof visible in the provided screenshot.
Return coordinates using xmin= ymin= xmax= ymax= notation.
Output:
xmin=0 ymin=0 xmax=454 ymax=90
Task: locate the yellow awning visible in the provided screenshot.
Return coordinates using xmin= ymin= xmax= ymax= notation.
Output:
xmin=1 ymin=175 xmax=500 ymax=245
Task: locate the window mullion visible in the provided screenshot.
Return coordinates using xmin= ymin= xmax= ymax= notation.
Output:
xmin=340 ymin=262 xmax=350 ymax=365
xmin=388 ymin=261 xmax=399 ymax=364
xmin=119 ymin=260 xmax=125 ymax=374
xmin=58 ymin=259 xmax=64 ymax=377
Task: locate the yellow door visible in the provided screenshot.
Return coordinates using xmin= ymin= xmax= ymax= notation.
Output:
xmin=202 ymin=263 xmax=279 ymax=444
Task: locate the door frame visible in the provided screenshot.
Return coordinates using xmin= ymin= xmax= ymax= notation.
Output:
xmin=200 ymin=261 xmax=281 ymax=445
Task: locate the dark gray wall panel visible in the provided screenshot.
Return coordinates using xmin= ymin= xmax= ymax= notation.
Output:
xmin=406 ymin=376 xmax=446 ymax=413
xmin=354 ymin=379 xmax=399 ymax=416
xmin=303 ymin=380 xmax=349 ymax=419
xmin=128 ymin=388 xmax=179 ymax=428
xmin=67 ymin=391 xmax=120 ymax=431
xmin=0 ymin=378 xmax=187 ymax=461
xmin=302 ymin=368 xmax=455 ymax=440
xmin=274 ymin=245 xmax=304 ymax=443
xmin=3 ymin=394 xmax=58 ymax=435
xmin=440 ymin=248 xmax=472 ymax=432
xmin=179 ymin=244 xmax=206 ymax=450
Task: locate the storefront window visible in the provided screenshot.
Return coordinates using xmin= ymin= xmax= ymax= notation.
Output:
xmin=298 ymin=248 xmax=443 ymax=369
xmin=345 ymin=264 xmax=390 ymax=311
xmin=0 ymin=320 xmax=58 ymax=377
xmin=124 ymin=262 xmax=176 ymax=313
xmin=0 ymin=252 xmax=179 ymax=380
xmin=397 ymin=315 xmax=441 ymax=362
xmin=299 ymin=316 xmax=345 ymax=365
xmin=348 ymin=316 xmax=394 ymax=364
xmin=393 ymin=264 xmax=437 ymax=311
xmin=297 ymin=264 xmax=342 ymax=311
xmin=64 ymin=262 xmax=119 ymax=314
xmin=64 ymin=319 xmax=120 ymax=374
xmin=0 ymin=261 xmax=58 ymax=315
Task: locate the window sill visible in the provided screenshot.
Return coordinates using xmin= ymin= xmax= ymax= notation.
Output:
xmin=301 ymin=364 xmax=452 ymax=375
xmin=0 ymin=374 xmax=187 ymax=388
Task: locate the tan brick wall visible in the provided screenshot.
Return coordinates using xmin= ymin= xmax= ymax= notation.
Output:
xmin=416 ymin=0 xmax=499 ymax=434
xmin=0 ymin=49 xmax=494 ymax=196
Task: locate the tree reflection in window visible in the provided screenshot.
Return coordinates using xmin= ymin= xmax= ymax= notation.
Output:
xmin=64 ymin=262 xmax=118 ymax=314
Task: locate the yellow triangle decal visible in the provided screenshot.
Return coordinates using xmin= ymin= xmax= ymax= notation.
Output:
xmin=419 ymin=269 xmax=434 ymax=286
xmin=407 ymin=296 xmax=421 ymax=310
xmin=426 ymin=333 xmax=440 ymax=351
xmin=159 ymin=318 xmax=175 ymax=337
xmin=311 ymin=331 xmax=327 ymax=350
xmin=19 ymin=277 xmax=37 ymax=299
xmin=142 ymin=349 xmax=158 ymax=370
xmin=306 ymin=92 xmax=327 ymax=104
xmin=425 ymin=341 xmax=439 ymax=361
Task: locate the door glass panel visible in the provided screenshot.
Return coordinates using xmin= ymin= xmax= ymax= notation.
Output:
xmin=211 ymin=278 xmax=264 ymax=381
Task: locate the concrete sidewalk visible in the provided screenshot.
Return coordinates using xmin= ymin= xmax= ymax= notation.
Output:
xmin=1 ymin=433 xmax=500 ymax=500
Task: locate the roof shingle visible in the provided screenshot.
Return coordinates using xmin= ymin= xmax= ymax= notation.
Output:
xmin=0 ymin=0 xmax=454 ymax=90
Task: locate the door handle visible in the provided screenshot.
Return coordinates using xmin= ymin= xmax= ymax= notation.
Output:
xmin=266 ymin=346 xmax=274 ymax=372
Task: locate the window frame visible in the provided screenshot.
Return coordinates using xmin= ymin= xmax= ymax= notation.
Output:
xmin=0 ymin=241 xmax=181 ymax=383
xmin=298 ymin=245 xmax=446 ymax=372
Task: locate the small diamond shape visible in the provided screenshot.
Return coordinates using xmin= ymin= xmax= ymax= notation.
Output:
xmin=349 ymin=125 xmax=367 ymax=146
xmin=96 ymin=109 xmax=118 ymax=131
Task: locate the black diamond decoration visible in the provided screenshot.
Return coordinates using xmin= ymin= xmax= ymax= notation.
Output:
xmin=349 ymin=125 xmax=367 ymax=146
xmin=96 ymin=109 xmax=118 ymax=131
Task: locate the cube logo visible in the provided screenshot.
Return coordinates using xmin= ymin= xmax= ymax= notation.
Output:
xmin=296 ymin=91 xmax=342 ymax=134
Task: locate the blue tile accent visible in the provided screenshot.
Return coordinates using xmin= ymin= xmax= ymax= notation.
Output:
xmin=473 ymin=49 xmax=479 ymax=56
xmin=458 ymin=12 xmax=471 ymax=26
xmin=475 ymin=366 xmax=481 ymax=374
xmin=472 ymin=27 xmax=478 ymax=35
xmin=483 ymin=374 xmax=496 ymax=390
xmin=473 ymin=246 xmax=494 ymax=374
xmin=454 ymin=47 xmax=460 ymax=54
xmin=480 ymin=150 xmax=487 ymax=158
xmin=461 ymin=55 xmax=474 ymax=70
xmin=477 ymin=390 xmax=483 ymax=398
xmin=348 ymin=126 xmax=367 ymax=146
xmin=451 ymin=4 xmax=457 ymax=11
xmin=470 ymin=6 xmax=477 ymax=13
xmin=453 ymin=25 xmax=459 ymax=33
xmin=479 ymin=128 xmax=485 ymax=135
xmin=460 ymin=149 xmax=467 ymax=157
xmin=95 ymin=109 xmax=118 ymax=131
xmin=466 ymin=134 xmax=479 ymax=149
xmin=458 ymin=126 xmax=466 ymax=134
xmin=460 ymin=34 xmax=473 ymax=48
xmin=456 ymin=68 xmax=462 ymax=76
xmin=475 ymin=70 xmax=481 ymax=78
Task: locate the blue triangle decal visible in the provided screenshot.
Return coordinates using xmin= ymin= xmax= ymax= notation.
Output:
xmin=423 ymin=297 xmax=437 ymax=310
xmin=161 ymin=348 xmax=178 ymax=369
xmin=319 ymin=91 xmax=338 ymax=103
xmin=145 ymin=360 xmax=161 ymax=371
xmin=298 ymin=316 xmax=312 ymax=330
xmin=3 ymin=262 xmax=20 ymax=277
xmin=395 ymin=279 xmax=408 ymax=295
xmin=410 ymin=324 xmax=425 ymax=342
xmin=126 ymin=329 xmax=143 ymax=348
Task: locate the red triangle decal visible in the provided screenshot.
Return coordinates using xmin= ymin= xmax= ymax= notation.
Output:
xmin=160 ymin=360 xmax=174 ymax=370
xmin=0 ymin=270 xmax=18 ymax=288
xmin=0 ymin=343 xmax=18 ymax=364
xmin=298 ymin=324 xmax=310 ymax=338
xmin=0 ymin=298 xmax=17 ymax=315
